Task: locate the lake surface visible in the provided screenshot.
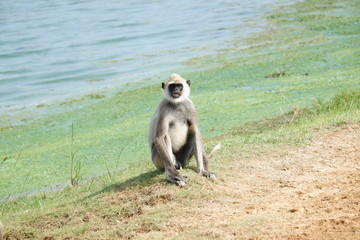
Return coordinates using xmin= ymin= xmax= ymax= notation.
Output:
xmin=0 ymin=0 xmax=281 ymax=113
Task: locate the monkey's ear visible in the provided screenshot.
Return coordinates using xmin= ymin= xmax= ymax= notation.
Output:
xmin=162 ymin=82 xmax=165 ymax=89
xmin=186 ymin=80 xmax=191 ymax=86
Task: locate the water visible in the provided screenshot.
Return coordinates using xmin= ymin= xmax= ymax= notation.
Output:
xmin=0 ymin=0 xmax=281 ymax=113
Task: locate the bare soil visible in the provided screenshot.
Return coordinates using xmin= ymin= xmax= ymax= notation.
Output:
xmin=111 ymin=122 xmax=360 ymax=240
xmin=218 ymin=122 xmax=360 ymax=240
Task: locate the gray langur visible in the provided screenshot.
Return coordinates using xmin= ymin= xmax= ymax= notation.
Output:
xmin=148 ymin=73 xmax=220 ymax=186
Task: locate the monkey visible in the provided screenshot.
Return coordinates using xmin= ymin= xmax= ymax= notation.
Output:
xmin=148 ymin=73 xmax=220 ymax=186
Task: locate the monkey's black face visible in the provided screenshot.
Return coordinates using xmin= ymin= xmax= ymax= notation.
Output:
xmin=168 ymin=84 xmax=183 ymax=98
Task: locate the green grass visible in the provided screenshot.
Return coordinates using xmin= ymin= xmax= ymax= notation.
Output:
xmin=0 ymin=0 xmax=360 ymax=200
xmin=0 ymin=89 xmax=358 ymax=239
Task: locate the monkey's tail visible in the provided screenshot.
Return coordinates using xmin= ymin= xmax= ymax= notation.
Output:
xmin=207 ymin=143 xmax=221 ymax=159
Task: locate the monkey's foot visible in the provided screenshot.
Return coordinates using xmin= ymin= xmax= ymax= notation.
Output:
xmin=176 ymin=180 xmax=187 ymax=187
xmin=199 ymin=170 xmax=217 ymax=180
xmin=165 ymin=172 xmax=187 ymax=187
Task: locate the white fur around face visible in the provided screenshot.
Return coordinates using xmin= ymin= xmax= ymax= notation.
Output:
xmin=163 ymin=73 xmax=191 ymax=104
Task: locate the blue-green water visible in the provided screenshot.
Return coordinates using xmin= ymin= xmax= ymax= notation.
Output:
xmin=0 ymin=0 xmax=282 ymax=112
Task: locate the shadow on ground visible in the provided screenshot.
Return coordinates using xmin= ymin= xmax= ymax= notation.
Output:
xmin=83 ymin=169 xmax=162 ymax=200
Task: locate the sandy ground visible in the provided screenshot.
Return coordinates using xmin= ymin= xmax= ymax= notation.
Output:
xmin=121 ymin=122 xmax=360 ymax=240
xmin=220 ymin=122 xmax=360 ymax=240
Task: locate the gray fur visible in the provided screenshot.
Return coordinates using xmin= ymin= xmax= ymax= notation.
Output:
xmin=148 ymin=74 xmax=218 ymax=186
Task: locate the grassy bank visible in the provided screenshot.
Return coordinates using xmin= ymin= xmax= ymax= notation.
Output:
xmin=1 ymin=0 xmax=359 ymax=199
xmin=1 ymin=89 xmax=359 ymax=239
xmin=0 ymin=0 xmax=359 ymax=235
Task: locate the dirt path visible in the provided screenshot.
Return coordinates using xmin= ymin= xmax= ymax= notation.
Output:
xmin=118 ymin=123 xmax=360 ymax=240
xmin=221 ymin=122 xmax=360 ymax=240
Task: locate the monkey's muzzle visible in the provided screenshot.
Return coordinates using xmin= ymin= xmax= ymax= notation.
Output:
xmin=171 ymin=93 xmax=181 ymax=98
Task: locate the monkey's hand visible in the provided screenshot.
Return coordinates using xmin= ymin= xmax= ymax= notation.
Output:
xmin=165 ymin=170 xmax=187 ymax=187
xmin=199 ymin=170 xmax=217 ymax=180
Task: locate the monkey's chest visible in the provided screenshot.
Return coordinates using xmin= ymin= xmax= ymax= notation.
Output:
xmin=168 ymin=119 xmax=189 ymax=152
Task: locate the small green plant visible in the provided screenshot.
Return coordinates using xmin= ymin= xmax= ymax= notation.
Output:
xmin=69 ymin=122 xmax=82 ymax=186
xmin=0 ymin=158 xmax=6 ymax=170
xmin=279 ymin=89 xmax=301 ymax=124
xmin=115 ymin=142 xmax=129 ymax=172
xmin=13 ymin=150 xmax=22 ymax=168
xmin=104 ymin=142 xmax=129 ymax=182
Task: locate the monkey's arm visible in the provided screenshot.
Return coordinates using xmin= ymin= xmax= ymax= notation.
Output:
xmin=153 ymin=116 xmax=187 ymax=186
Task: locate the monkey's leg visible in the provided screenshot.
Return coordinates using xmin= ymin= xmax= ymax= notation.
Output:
xmin=174 ymin=134 xmax=195 ymax=169
xmin=151 ymin=146 xmax=165 ymax=170
xmin=193 ymin=132 xmax=216 ymax=180
xmin=200 ymin=153 xmax=216 ymax=180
